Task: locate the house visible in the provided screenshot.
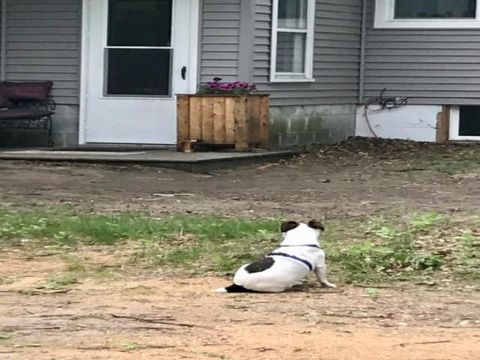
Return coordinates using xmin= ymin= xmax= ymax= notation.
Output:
xmin=357 ymin=0 xmax=480 ymax=142
xmin=1 ymin=0 xmax=475 ymax=149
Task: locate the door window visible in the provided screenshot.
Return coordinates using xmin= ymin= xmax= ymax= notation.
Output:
xmin=105 ymin=0 xmax=173 ymax=96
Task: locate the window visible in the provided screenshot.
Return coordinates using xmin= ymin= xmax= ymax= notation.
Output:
xmin=271 ymin=0 xmax=315 ymax=82
xmin=105 ymin=0 xmax=173 ymax=96
xmin=450 ymin=106 xmax=480 ymax=140
xmin=375 ymin=0 xmax=480 ymax=28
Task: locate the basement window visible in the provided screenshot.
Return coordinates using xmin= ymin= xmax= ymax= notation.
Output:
xmin=450 ymin=106 xmax=480 ymax=140
xmin=375 ymin=0 xmax=480 ymax=28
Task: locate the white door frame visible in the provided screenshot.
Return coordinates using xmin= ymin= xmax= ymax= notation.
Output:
xmin=78 ymin=0 xmax=199 ymax=145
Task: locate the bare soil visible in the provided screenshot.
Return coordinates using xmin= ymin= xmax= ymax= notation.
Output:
xmin=1 ymin=138 xmax=479 ymax=359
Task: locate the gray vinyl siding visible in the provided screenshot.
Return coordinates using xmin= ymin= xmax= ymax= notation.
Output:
xmin=199 ymin=0 xmax=241 ymax=83
xmin=4 ymin=0 xmax=81 ymax=105
xmin=364 ymin=0 xmax=480 ymax=105
xmin=254 ymin=0 xmax=362 ymax=107
xmin=0 ymin=6 xmax=2 ymax=78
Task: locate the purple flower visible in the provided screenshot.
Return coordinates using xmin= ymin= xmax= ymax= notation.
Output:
xmin=197 ymin=77 xmax=257 ymax=95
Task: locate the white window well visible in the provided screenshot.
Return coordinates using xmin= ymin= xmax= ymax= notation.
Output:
xmin=375 ymin=0 xmax=480 ymax=29
xmin=450 ymin=106 xmax=480 ymax=141
xmin=270 ymin=0 xmax=315 ymax=82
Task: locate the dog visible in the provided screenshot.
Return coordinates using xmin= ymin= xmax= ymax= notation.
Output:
xmin=215 ymin=220 xmax=336 ymax=293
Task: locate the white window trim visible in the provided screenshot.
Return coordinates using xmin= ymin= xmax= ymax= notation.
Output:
xmin=449 ymin=106 xmax=480 ymax=141
xmin=375 ymin=0 xmax=480 ymax=29
xmin=270 ymin=0 xmax=315 ymax=83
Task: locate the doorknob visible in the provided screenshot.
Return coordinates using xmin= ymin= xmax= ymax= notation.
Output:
xmin=181 ymin=66 xmax=187 ymax=80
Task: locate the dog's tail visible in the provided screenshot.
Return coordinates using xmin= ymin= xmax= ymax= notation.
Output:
xmin=213 ymin=283 xmax=256 ymax=293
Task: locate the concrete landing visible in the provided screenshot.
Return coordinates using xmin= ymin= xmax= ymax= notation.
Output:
xmin=0 ymin=148 xmax=300 ymax=172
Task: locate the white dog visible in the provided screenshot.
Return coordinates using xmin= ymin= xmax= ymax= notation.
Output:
xmin=215 ymin=220 xmax=336 ymax=293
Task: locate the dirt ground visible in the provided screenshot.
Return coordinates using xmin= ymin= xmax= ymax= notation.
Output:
xmin=1 ymin=138 xmax=479 ymax=359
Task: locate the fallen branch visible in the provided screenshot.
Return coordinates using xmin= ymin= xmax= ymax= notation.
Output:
xmin=109 ymin=314 xmax=199 ymax=328
xmin=397 ymin=340 xmax=451 ymax=347
xmin=76 ymin=346 xmax=111 ymax=351
xmin=322 ymin=313 xmax=393 ymax=320
xmin=129 ymin=326 xmax=174 ymax=331
xmin=36 ymin=314 xmax=74 ymax=318
xmin=354 ymin=284 xmax=402 ymax=289
xmin=384 ymin=168 xmax=428 ymax=172
xmin=137 ymin=345 xmax=176 ymax=350
xmin=18 ymin=289 xmax=72 ymax=295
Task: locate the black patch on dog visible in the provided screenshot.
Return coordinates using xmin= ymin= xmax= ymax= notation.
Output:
xmin=308 ymin=219 xmax=325 ymax=231
xmin=224 ymin=283 xmax=256 ymax=293
xmin=281 ymin=221 xmax=300 ymax=233
xmin=245 ymin=257 xmax=275 ymax=273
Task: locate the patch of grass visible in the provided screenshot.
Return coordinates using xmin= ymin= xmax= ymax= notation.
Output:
xmin=199 ymin=352 xmax=230 ymax=359
xmin=409 ymin=212 xmax=447 ymax=231
xmin=37 ymin=254 xmax=120 ymax=290
xmin=454 ymin=232 xmax=480 ymax=280
xmin=0 ymin=208 xmax=278 ymax=247
xmin=1 ymin=207 xmax=478 ymax=284
xmin=43 ymin=272 xmax=79 ymax=290
xmin=323 ymin=212 xmax=476 ymax=283
xmin=366 ymin=288 xmax=380 ymax=300
xmin=406 ymin=147 xmax=480 ymax=175
xmin=132 ymin=218 xmax=279 ymax=274
xmin=120 ymin=342 xmax=141 ymax=352
xmin=0 ymin=333 xmax=11 ymax=341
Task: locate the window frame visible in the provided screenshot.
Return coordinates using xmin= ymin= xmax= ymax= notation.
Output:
xmin=449 ymin=106 xmax=480 ymax=141
xmin=375 ymin=0 xmax=480 ymax=29
xmin=270 ymin=0 xmax=316 ymax=83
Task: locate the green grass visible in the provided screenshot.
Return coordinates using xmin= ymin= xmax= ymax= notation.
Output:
xmin=43 ymin=272 xmax=80 ymax=290
xmin=454 ymin=232 xmax=480 ymax=280
xmin=0 ymin=207 xmax=479 ymax=284
xmin=323 ymin=212 xmax=478 ymax=283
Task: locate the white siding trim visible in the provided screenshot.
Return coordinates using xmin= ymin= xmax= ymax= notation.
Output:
xmin=79 ymin=0 xmax=91 ymax=145
xmin=187 ymin=0 xmax=199 ymax=93
xmin=375 ymin=0 xmax=480 ymax=29
xmin=270 ymin=0 xmax=315 ymax=82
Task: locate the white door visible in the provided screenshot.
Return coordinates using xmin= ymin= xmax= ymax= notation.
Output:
xmin=80 ymin=0 xmax=198 ymax=144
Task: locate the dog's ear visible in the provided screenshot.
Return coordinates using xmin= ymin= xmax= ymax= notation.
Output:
xmin=280 ymin=221 xmax=300 ymax=233
xmin=308 ymin=220 xmax=325 ymax=231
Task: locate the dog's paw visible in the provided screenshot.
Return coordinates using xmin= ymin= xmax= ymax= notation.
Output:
xmin=323 ymin=282 xmax=336 ymax=288
xmin=213 ymin=287 xmax=228 ymax=293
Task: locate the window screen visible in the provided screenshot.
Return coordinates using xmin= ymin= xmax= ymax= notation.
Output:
xmin=105 ymin=0 xmax=173 ymax=96
xmin=459 ymin=106 xmax=480 ymax=136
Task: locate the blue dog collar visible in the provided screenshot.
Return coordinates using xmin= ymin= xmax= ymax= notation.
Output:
xmin=268 ymin=252 xmax=314 ymax=271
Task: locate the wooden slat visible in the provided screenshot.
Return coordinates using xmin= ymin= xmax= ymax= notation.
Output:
xmin=188 ymin=97 xmax=202 ymax=141
xmin=246 ymin=96 xmax=259 ymax=144
xmin=224 ymin=97 xmax=236 ymax=144
xmin=176 ymin=95 xmax=190 ymax=145
xmin=436 ymin=105 xmax=450 ymax=143
xmin=201 ymin=97 xmax=214 ymax=142
xmin=234 ymin=96 xmax=248 ymax=151
xmin=258 ymin=95 xmax=270 ymax=147
xmin=213 ymin=97 xmax=226 ymax=143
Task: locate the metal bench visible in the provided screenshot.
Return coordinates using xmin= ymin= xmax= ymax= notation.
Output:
xmin=0 ymin=81 xmax=56 ymax=146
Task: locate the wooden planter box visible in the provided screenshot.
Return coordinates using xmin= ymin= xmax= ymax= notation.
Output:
xmin=177 ymin=94 xmax=269 ymax=151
